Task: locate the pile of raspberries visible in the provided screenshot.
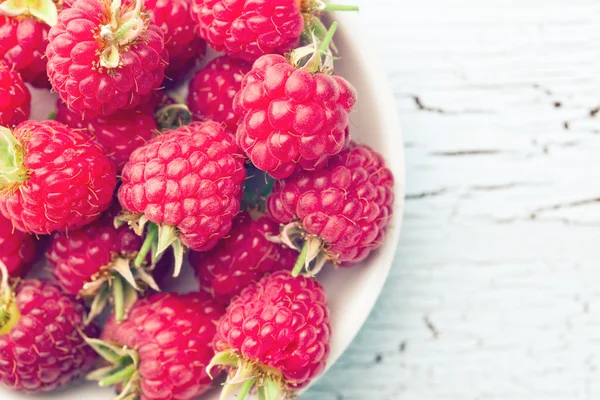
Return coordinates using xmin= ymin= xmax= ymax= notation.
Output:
xmin=0 ymin=0 xmax=395 ymax=399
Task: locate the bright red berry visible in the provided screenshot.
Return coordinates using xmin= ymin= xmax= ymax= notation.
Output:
xmin=55 ymin=100 xmax=157 ymax=171
xmin=143 ymin=0 xmax=207 ymax=83
xmin=0 ymin=16 xmax=49 ymax=88
xmin=191 ymin=0 xmax=304 ymax=61
xmin=189 ymin=211 xmax=295 ymax=306
xmin=267 ymin=142 xmax=395 ymax=274
xmin=0 ymin=264 xmax=97 ymax=394
xmin=118 ymin=121 xmax=246 ymax=275
xmin=0 ymin=214 xmax=35 ymax=277
xmin=87 ymin=292 xmax=223 ymax=400
xmin=209 ymin=271 xmax=331 ymax=399
xmin=234 ymin=52 xmax=357 ymax=178
xmin=0 ymin=61 xmax=30 ymax=127
xmin=46 ymin=0 xmax=168 ymax=116
xmin=187 ymin=55 xmax=251 ymax=133
xmin=0 ymin=121 xmax=117 ymax=234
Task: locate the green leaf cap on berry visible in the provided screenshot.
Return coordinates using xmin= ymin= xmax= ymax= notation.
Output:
xmin=207 ymin=350 xmax=288 ymax=400
xmin=299 ymin=0 xmax=358 ymax=47
xmin=267 ymin=222 xmax=328 ymax=278
xmin=115 ymin=213 xmax=185 ymax=279
xmin=0 ymin=260 xmax=20 ymax=335
xmin=290 ymin=21 xmax=339 ymax=75
xmin=0 ymin=0 xmax=58 ymax=26
xmin=85 ymin=337 xmax=141 ymax=400
xmin=81 ymin=256 xmax=160 ymax=325
xmin=0 ymin=126 xmax=27 ymax=189
xmin=98 ymin=0 xmax=148 ymax=69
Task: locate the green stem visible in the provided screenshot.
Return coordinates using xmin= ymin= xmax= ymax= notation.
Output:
xmin=292 ymin=241 xmax=310 ymax=277
xmin=113 ymin=276 xmax=124 ymax=323
xmin=236 ymin=378 xmax=256 ymax=400
xmin=113 ymin=18 xmax=140 ymax=42
xmin=135 ymin=226 xmax=157 ymax=268
xmin=98 ymin=364 xmax=136 ymax=387
xmin=0 ymin=126 xmax=27 ymax=187
xmin=319 ymin=21 xmax=338 ymax=53
xmin=323 ymin=4 xmax=359 ymax=11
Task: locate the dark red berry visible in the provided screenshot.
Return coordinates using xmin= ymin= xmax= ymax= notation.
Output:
xmin=187 ymin=55 xmax=251 ymax=133
xmin=189 ymin=211 xmax=295 ymax=305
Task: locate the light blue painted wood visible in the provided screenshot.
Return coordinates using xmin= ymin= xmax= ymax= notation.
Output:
xmin=305 ymin=0 xmax=600 ymax=398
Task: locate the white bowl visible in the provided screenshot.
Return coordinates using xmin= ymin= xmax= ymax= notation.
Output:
xmin=2 ymin=9 xmax=405 ymax=400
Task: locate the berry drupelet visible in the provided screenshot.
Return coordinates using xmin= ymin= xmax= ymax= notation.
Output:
xmin=55 ymin=100 xmax=157 ymax=171
xmin=0 ymin=0 xmax=64 ymax=87
xmin=0 ymin=213 xmax=35 ymax=277
xmin=0 ymin=121 xmax=116 ymax=234
xmin=187 ymin=55 xmax=251 ymax=133
xmin=268 ymin=141 xmax=395 ymax=276
xmin=0 ymin=61 xmax=30 ymax=127
xmin=86 ymin=292 xmax=223 ymax=400
xmin=209 ymin=271 xmax=331 ymax=399
xmin=144 ymin=0 xmax=207 ymax=83
xmin=234 ymin=23 xmax=357 ymax=179
xmin=46 ymin=0 xmax=168 ymax=115
xmin=189 ymin=211 xmax=296 ymax=306
xmin=118 ymin=120 xmax=246 ymax=275
xmin=47 ymin=207 xmax=165 ymax=324
xmin=191 ymin=0 xmax=358 ymax=62
xmin=0 ymin=261 xmax=97 ymax=393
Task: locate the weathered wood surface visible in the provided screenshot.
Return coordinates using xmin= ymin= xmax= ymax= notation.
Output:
xmin=305 ymin=0 xmax=600 ymax=399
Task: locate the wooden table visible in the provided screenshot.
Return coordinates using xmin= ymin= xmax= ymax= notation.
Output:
xmin=305 ymin=1 xmax=600 ymax=398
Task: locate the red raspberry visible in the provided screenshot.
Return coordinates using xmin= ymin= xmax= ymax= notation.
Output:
xmin=209 ymin=271 xmax=331 ymax=398
xmin=118 ymin=121 xmax=246 ymax=275
xmin=189 ymin=211 xmax=295 ymax=306
xmin=55 ymin=100 xmax=157 ymax=171
xmin=0 ymin=121 xmax=116 ymax=234
xmin=47 ymin=206 xmax=167 ymax=323
xmin=187 ymin=55 xmax=251 ymax=133
xmin=46 ymin=0 xmax=168 ymax=116
xmin=0 ymin=214 xmax=35 ymax=277
xmin=0 ymin=266 xmax=97 ymax=394
xmin=143 ymin=0 xmax=207 ymax=83
xmin=0 ymin=16 xmax=49 ymax=88
xmin=234 ymin=53 xmax=357 ymax=178
xmin=191 ymin=0 xmax=305 ymax=61
xmin=267 ymin=142 xmax=395 ymax=274
xmin=0 ymin=61 xmax=30 ymax=127
xmin=87 ymin=292 xmax=223 ymax=400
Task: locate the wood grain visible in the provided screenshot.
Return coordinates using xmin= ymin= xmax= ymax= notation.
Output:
xmin=304 ymin=0 xmax=600 ymax=398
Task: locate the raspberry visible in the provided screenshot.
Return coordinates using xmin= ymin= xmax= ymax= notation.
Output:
xmin=87 ymin=292 xmax=223 ymax=400
xmin=187 ymin=55 xmax=251 ymax=133
xmin=0 ymin=263 xmax=97 ymax=394
xmin=0 ymin=16 xmax=49 ymax=88
xmin=118 ymin=121 xmax=246 ymax=275
xmin=47 ymin=206 xmax=165 ymax=323
xmin=267 ymin=142 xmax=395 ymax=275
xmin=234 ymin=46 xmax=357 ymax=178
xmin=0 ymin=121 xmax=117 ymax=234
xmin=143 ymin=0 xmax=207 ymax=83
xmin=0 ymin=61 xmax=30 ymax=127
xmin=46 ymin=0 xmax=168 ymax=116
xmin=189 ymin=211 xmax=295 ymax=306
xmin=55 ymin=100 xmax=157 ymax=171
xmin=209 ymin=271 xmax=331 ymax=398
xmin=191 ymin=0 xmax=304 ymax=61
xmin=0 ymin=214 xmax=35 ymax=277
